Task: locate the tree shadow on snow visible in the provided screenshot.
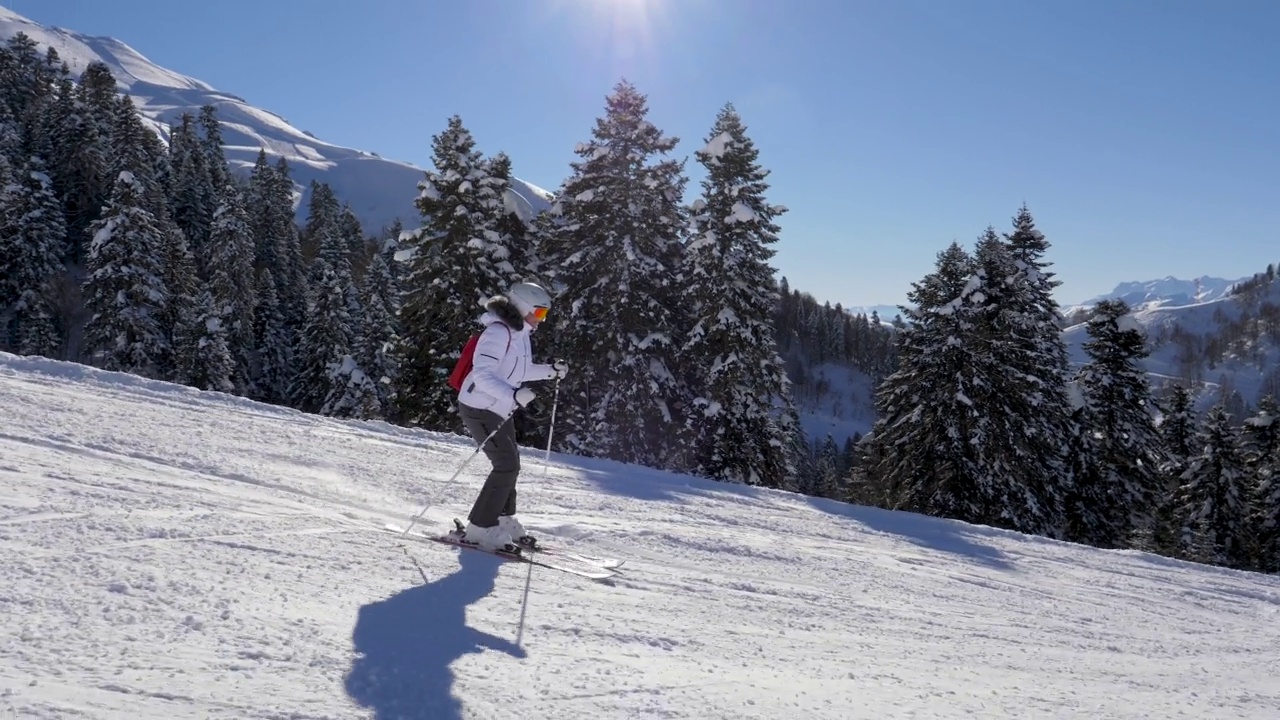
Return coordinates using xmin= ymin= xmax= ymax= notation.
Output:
xmin=344 ymin=549 xmax=525 ymax=720
xmin=805 ymin=496 xmax=1016 ymax=572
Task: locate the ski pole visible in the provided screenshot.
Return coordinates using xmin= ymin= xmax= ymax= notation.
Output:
xmin=542 ymin=377 xmax=560 ymax=477
xmin=401 ymin=410 xmax=514 ymax=537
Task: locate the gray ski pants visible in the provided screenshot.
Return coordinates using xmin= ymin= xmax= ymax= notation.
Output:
xmin=458 ymin=403 xmax=520 ymax=528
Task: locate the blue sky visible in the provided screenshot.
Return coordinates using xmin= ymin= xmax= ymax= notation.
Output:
xmin=17 ymin=0 xmax=1280 ymax=310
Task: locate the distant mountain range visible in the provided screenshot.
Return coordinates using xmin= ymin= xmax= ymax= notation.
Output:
xmin=1068 ymin=275 xmax=1246 ymax=313
xmin=1063 ymin=273 xmax=1279 ymax=410
xmin=0 ymin=7 xmax=552 ymax=235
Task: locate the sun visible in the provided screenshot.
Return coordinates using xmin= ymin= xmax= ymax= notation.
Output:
xmin=550 ymin=0 xmax=672 ymax=61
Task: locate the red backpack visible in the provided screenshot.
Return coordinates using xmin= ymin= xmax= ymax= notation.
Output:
xmin=447 ymin=323 xmax=510 ymax=391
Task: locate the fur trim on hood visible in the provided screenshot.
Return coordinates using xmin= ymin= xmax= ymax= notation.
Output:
xmin=484 ymin=295 xmax=526 ymax=330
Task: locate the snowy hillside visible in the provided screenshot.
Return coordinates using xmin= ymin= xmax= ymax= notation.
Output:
xmin=1068 ymin=275 xmax=1246 ymax=314
xmin=3 ymin=351 xmax=1279 ymax=719
xmin=794 ymin=362 xmax=878 ymax=442
xmin=0 ymin=7 xmax=553 ymax=234
xmin=1063 ymin=276 xmax=1280 ymax=408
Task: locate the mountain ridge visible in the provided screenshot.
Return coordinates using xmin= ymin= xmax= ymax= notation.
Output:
xmin=0 ymin=6 xmax=553 ymax=234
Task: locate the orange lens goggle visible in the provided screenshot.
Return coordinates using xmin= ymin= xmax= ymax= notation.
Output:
xmin=532 ymin=306 xmax=549 ymax=321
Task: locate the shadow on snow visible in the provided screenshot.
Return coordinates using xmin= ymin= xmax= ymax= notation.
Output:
xmin=573 ymin=454 xmax=1015 ymax=572
xmin=345 ymin=549 xmax=525 ymax=720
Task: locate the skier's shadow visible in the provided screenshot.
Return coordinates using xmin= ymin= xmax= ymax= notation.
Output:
xmin=344 ymin=549 xmax=525 ymax=720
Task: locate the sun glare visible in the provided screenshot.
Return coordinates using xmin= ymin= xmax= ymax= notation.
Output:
xmin=549 ymin=0 xmax=673 ymax=65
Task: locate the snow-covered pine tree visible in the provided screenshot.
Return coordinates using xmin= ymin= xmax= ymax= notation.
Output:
xmin=814 ymin=434 xmax=842 ymax=499
xmin=184 ymin=287 xmax=235 ymax=393
xmin=43 ymin=72 xmax=109 ymax=266
xmin=265 ymin=157 xmax=308 ymax=342
xmin=81 ymin=171 xmax=171 ymax=377
xmin=0 ymin=156 xmax=66 ymax=356
xmin=288 ymin=261 xmax=353 ymax=414
xmin=1175 ymin=404 xmax=1252 ymax=567
xmin=168 ymin=113 xmax=214 ymax=270
xmin=289 ymin=260 xmax=379 ymax=420
xmin=485 ymin=152 xmax=535 ymax=280
xmin=303 ymin=182 xmax=346 ymax=279
xmin=1062 ymin=400 xmax=1108 ymax=545
xmin=196 ymin=105 xmax=228 ymax=191
xmin=251 ymin=269 xmax=291 ymax=404
xmin=863 ymin=242 xmax=994 ymax=524
xmin=1153 ymin=383 xmax=1198 ymax=553
xmin=356 ymin=252 xmax=400 ymax=417
xmin=245 ymin=150 xmax=279 ymax=269
xmin=959 ymin=229 xmax=1062 ymax=536
xmin=1072 ymin=299 xmax=1165 ymax=547
xmin=1001 ymin=205 xmax=1074 ymax=532
xmin=339 ymin=204 xmax=367 ymax=272
xmin=680 ymin=103 xmax=798 ymax=487
xmin=108 ymin=96 xmax=165 ymax=206
xmin=206 ymin=181 xmax=257 ymax=392
xmin=1241 ymin=396 xmax=1279 ymax=571
xmin=393 ymin=115 xmax=514 ymax=430
xmin=159 ymin=222 xmax=201 ymax=386
xmin=539 ymin=81 xmax=690 ymax=468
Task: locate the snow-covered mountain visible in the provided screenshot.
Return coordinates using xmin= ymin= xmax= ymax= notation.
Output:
xmin=0 ymin=7 xmax=553 ymax=234
xmin=1068 ymin=275 xmax=1247 ymax=314
xmin=844 ymin=304 xmax=904 ymax=323
xmin=1063 ymin=274 xmax=1280 ymax=410
xmin=3 ymin=350 xmax=1278 ymax=719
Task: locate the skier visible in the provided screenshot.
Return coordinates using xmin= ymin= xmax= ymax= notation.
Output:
xmin=456 ymin=281 xmax=567 ymax=552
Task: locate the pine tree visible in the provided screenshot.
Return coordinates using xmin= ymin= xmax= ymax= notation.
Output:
xmin=82 ymin=171 xmax=171 ymax=377
xmin=1069 ymin=300 xmax=1165 ymax=546
xmin=680 ymin=103 xmax=797 ymax=487
xmin=864 ymin=242 xmax=993 ymax=523
xmin=206 ymin=182 xmax=257 ymax=391
xmin=288 ymin=262 xmax=352 ymax=414
xmin=0 ymin=156 xmax=66 ymax=356
xmin=1001 ymin=205 xmax=1074 ymax=533
xmin=184 ymin=287 xmax=235 ymax=393
xmin=197 ymin=105 xmax=228 ymax=191
xmin=960 ymin=227 xmax=1064 ymax=537
xmin=357 ymin=252 xmax=400 ymax=416
xmin=1063 ymin=402 xmax=1109 ymax=545
xmin=1242 ymin=396 xmax=1279 ymax=571
xmin=44 ymin=71 xmax=110 ymax=265
xmin=168 ymin=113 xmax=214 ymax=270
xmin=304 ymin=182 xmax=345 ymax=277
xmin=539 ymin=81 xmax=690 ymax=468
xmin=1153 ymin=384 xmax=1198 ymax=553
xmin=485 ymin=151 xmax=534 ymax=279
xmin=269 ymin=158 xmax=308 ymax=342
xmin=1176 ymin=404 xmax=1251 ymax=567
xmin=393 ymin=115 xmax=512 ymax=430
xmin=245 ymin=150 xmax=279 ymax=270
xmin=814 ymin=434 xmax=842 ymax=499
xmin=160 ymin=222 xmax=202 ymax=386
xmin=252 ymin=269 xmax=291 ymax=404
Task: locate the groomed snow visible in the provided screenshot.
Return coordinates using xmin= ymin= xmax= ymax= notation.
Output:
xmin=1 ymin=351 xmax=1278 ymax=719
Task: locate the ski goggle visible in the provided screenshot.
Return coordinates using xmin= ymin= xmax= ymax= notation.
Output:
xmin=532 ymin=306 xmax=549 ymax=321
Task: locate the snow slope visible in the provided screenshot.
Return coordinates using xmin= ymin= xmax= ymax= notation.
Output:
xmin=2 ymin=352 xmax=1278 ymax=719
xmin=795 ymin=361 xmax=877 ymax=443
xmin=0 ymin=7 xmax=553 ymax=234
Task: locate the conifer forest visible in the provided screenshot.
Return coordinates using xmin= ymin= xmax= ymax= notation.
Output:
xmin=1 ymin=33 xmax=1276 ymax=575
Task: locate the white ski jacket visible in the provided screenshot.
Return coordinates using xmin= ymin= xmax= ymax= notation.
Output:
xmin=457 ymin=307 xmax=556 ymax=417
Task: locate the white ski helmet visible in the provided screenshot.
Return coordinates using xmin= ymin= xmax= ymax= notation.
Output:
xmin=508 ymin=282 xmax=552 ymax=318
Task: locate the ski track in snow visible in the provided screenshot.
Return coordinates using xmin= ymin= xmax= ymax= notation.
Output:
xmin=1 ymin=353 xmax=1279 ymax=719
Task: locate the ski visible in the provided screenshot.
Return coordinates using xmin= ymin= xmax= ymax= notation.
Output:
xmin=449 ymin=518 xmax=626 ymax=570
xmin=383 ymin=524 xmax=618 ymax=581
